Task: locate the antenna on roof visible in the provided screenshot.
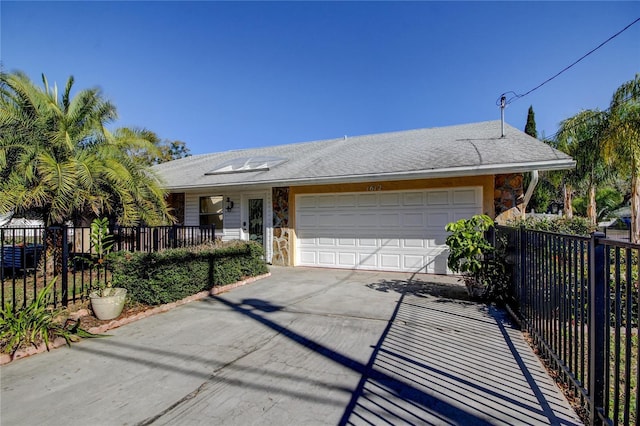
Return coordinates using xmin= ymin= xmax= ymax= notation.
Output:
xmin=500 ymin=95 xmax=506 ymax=138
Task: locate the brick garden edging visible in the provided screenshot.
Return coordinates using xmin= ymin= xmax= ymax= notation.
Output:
xmin=0 ymin=272 xmax=271 ymax=365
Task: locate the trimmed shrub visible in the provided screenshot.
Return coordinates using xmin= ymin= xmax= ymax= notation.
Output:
xmin=509 ymin=215 xmax=596 ymax=236
xmin=109 ymin=241 xmax=268 ymax=305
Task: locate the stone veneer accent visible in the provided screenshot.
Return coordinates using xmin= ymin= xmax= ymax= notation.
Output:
xmin=494 ymin=173 xmax=524 ymax=215
xmin=272 ymin=187 xmax=290 ymax=266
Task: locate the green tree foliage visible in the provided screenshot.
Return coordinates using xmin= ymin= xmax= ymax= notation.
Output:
xmin=0 ymin=71 xmax=174 ymax=226
xmin=523 ymin=171 xmax=560 ymax=213
xmin=556 ymin=109 xmax=610 ymax=225
xmin=522 ymin=107 xmax=565 ymax=214
xmin=161 ymin=140 xmax=190 ymax=163
xmin=604 ymin=73 xmax=640 ymax=242
xmin=572 ymin=187 xmax=624 ymax=220
xmin=125 ymin=131 xmax=191 ymax=166
xmin=525 ymin=105 xmax=538 ymax=138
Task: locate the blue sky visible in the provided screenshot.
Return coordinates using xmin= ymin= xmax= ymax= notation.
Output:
xmin=2 ymin=1 xmax=639 ymax=155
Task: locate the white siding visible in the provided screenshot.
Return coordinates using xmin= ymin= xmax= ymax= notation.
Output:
xmin=184 ymin=191 xmax=241 ymax=240
xmin=183 ymin=189 xmax=272 ymax=262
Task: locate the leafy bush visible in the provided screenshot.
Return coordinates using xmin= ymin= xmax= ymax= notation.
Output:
xmin=445 ymin=215 xmax=513 ymax=305
xmin=0 ymin=280 xmax=94 ymax=355
xmin=509 ymin=215 xmax=596 ymax=236
xmin=445 ymin=215 xmax=494 ymax=278
xmin=109 ymin=241 xmax=268 ymax=305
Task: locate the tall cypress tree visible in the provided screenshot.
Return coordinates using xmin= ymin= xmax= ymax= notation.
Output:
xmin=525 ymin=105 xmax=538 ymax=138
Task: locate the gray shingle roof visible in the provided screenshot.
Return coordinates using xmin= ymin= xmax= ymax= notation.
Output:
xmin=153 ymin=120 xmax=574 ymax=190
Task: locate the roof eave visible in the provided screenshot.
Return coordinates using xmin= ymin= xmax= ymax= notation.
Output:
xmin=162 ymin=159 xmax=576 ymax=191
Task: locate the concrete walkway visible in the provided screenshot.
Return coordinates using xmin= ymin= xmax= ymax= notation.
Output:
xmin=0 ymin=267 xmax=582 ymax=425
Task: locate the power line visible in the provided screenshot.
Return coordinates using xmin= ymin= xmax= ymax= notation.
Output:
xmin=496 ymin=17 xmax=640 ymax=107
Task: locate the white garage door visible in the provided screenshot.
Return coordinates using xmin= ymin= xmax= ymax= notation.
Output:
xmin=296 ymin=187 xmax=482 ymax=273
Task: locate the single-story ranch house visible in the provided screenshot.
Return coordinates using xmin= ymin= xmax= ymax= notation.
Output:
xmin=153 ymin=120 xmax=574 ymax=274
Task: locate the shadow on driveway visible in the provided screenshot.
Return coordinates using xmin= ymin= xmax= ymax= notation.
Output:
xmin=0 ymin=269 xmax=582 ymax=426
xmin=210 ymin=275 xmax=581 ymax=425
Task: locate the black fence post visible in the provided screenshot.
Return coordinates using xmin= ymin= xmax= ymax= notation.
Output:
xmin=171 ymin=225 xmax=178 ymax=249
xmin=136 ymin=226 xmax=141 ymax=252
xmin=61 ymin=225 xmax=69 ymax=307
xmin=519 ymin=225 xmax=527 ymax=312
xmin=589 ymin=231 xmax=606 ymax=425
xmin=152 ymin=228 xmax=159 ymax=252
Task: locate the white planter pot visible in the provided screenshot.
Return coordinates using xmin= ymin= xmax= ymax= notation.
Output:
xmin=89 ymin=288 xmax=127 ymax=320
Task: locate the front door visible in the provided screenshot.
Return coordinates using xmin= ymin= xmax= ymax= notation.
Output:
xmin=242 ymin=195 xmax=265 ymax=247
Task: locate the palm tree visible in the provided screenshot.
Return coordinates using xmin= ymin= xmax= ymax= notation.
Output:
xmin=0 ymin=71 xmax=173 ymax=227
xmin=605 ymin=74 xmax=640 ymax=242
xmin=555 ymin=109 xmax=610 ymax=225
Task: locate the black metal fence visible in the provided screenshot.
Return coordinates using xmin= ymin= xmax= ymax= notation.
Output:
xmin=495 ymin=225 xmax=639 ymax=425
xmin=0 ymin=224 xmax=215 ymax=311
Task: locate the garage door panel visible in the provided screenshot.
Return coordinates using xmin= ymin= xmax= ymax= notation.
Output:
xmin=357 ymin=194 xmax=377 ymax=206
xmin=379 ymin=213 xmax=400 ymax=227
xmin=381 ymin=238 xmax=400 ymax=248
xmin=317 ymin=237 xmax=336 ymax=247
xmin=427 ymin=211 xmax=451 ymax=227
xmin=358 ymin=238 xmax=377 ymax=247
xmin=318 ymin=252 xmax=336 ymax=265
xmin=379 ymin=193 xmax=401 ymax=206
xmin=338 ymin=238 xmax=356 ymax=247
xmin=297 ymin=197 xmax=318 ymax=208
xmin=402 ymin=213 xmax=425 ymax=227
xmin=338 ymin=252 xmax=356 ymax=266
xmin=299 ymin=251 xmax=317 ymax=264
xmin=357 ymin=214 xmax=378 ymax=227
xmin=297 ymin=236 xmax=317 ymax=247
xmin=381 ymin=254 xmax=401 ymax=269
xmin=404 ymin=255 xmax=426 ymax=270
xmin=336 ymin=214 xmax=358 ymax=227
xmin=432 ymin=254 xmax=449 ymax=274
xmin=403 ymin=239 xmax=425 ymax=249
xmin=427 ymin=191 xmax=449 ymax=205
xmin=296 ymin=187 xmax=481 ymax=273
xmin=403 ymin=192 xmax=425 ymax=206
xmin=453 ymin=189 xmax=478 ymax=205
xmin=427 ymin=234 xmax=447 ymax=246
xmin=318 ymin=214 xmax=341 ymax=227
xmin=297 ymin=213 xmax=318 ymax=228
xmin=358 ymin=253 xmax=377 ymax=267
xmin=337 ymin=194 xmax=357 ymax=207
xmin=452 ymin=208 xmax=482 ymax=222
xmin=317 ymin=195 xmax=337 ymax=208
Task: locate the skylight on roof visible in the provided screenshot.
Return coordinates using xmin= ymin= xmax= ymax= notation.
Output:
xmin=205 ymin=156 xmax=288 ymax=175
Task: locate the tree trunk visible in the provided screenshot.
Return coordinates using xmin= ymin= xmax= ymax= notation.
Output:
xmin=632 ymin=172 xmax=640 ymax=244
xmin=44 ymin=226 xmax=65 ymax=277
xmin=587 ymin=185 xmax=597 ymax=226
xmin=563 ymin=184 xmax=573 ymax=219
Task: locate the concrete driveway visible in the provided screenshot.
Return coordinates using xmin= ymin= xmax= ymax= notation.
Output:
xmin=0 ymin=267 xmax=581 ymax=425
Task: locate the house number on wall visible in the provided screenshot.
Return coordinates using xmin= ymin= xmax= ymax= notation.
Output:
xmin=366 ymin=184 xmax=383 ymax=191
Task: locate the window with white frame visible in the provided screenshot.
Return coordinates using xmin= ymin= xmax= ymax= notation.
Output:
xmin=199 ymin=196 xmax=223 ymax=230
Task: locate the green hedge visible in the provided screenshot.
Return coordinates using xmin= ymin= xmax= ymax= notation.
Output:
xmin=108 ymin=241 xmax=269 ymax=305
xmin=509 ymin=215 xmax=596 ymax=236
